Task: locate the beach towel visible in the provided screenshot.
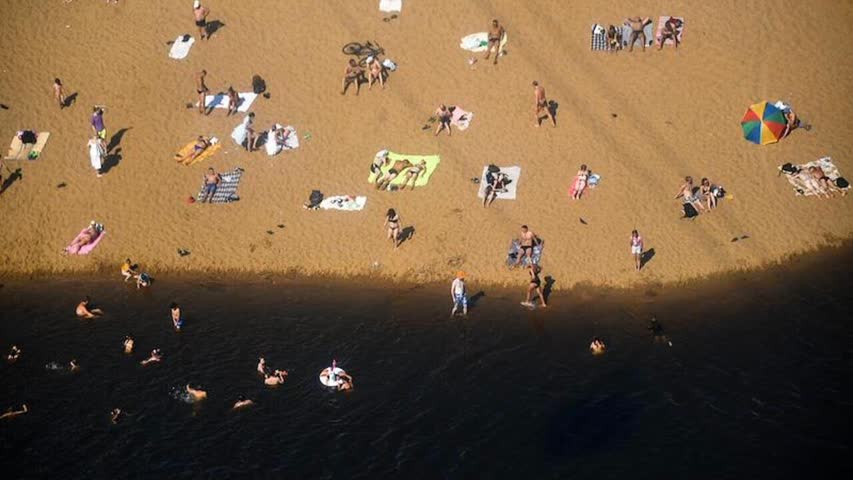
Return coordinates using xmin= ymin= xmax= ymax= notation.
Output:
xmin=5 ymin=132 xmax=50 ymax=160
xmin=230 ymin=115 xmax=252 ymax=146
xmin=174 ymin=137 xmax=221 ymax=166
xmin=622 ymin=20 xmax=655 ymax=49
xmin=591 ymin=24 xmax=609 ymax=51
xmin=779 ymin=157 xmax=849 ymax=196
xmin=197 ymin=167 xmax=244 ymax=203
xmin=168 ymin=34 xmax=195 ymax=59
xmin=261 ymin=124 xmax=300 ymax=156
xmin=379 ymin=0 xmax=402 ymax=12
xmin=320 ymin=195 xmax=367 ymax=211
xmin=477 ymin=166 xmax=521 ymax=200
xmin=64 ymin=228 xmax=105 ymax=255
xmin=451 ymin=107 xmax=474 ymax=131
xmin=505 ymin=238 xmax=544 ymax=267
xmin=655 ymin=16 xmax=684 ymax=47
xmin=368 ymin=150 xmax=441 ymax=188
xmin=460 ymin=32 xmax=508 ymax=53
xmin=199 ymin=92 xmax=257 ymax=113
xmin=88 ymin=140 xmax=104 ymax=170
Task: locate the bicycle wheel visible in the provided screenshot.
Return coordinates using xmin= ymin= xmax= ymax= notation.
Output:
xmin=342 ymin=42 xmax=363 ymax=56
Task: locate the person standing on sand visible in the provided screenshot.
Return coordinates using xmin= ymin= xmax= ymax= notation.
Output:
xmin=532 ymin=81 xmax=556 ymax=127
xmin=435 ymin=104 xmax=452 ymax=136
xmin=196 ymin=70 xmax=209 ymax=114
xmin=170 ymin=302 xmax=183 ymax=331
xmin=450 ymin=272 xmax=468 ymax=316
xmin=53 ymin=79 xmax=66 ymax=109
xmin=631 ymin=229 xmax=644 ymax=271
xmin=384 ymin=208 xmax=401 ymax=249
xmin=484 ymin=19 xmax=506 ymax=65
xmin=193 ymin=1 xmax=210 ymax=40
xmin=91 ymin=107 xmax=107 ymax=151
xmin=523 ymin=264 xmax=547 ymax=308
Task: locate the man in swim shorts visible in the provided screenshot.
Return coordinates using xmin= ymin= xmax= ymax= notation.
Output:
xmin=435 ymin=104 xmax=452 ymax=136
xmin=200 ymin=167 xmax=221 ymax=203
xmin=532 ymin=81 xmax=555 ymax=127
xmin=91 ymin=107 xmax=107 ymax=151
xmin=376 ymin=159 xmax=412 ymax=190
xmin=658 ymin=17 xmax=681 ymax=50
xmin=484 ymin=19 xmax=505 ymax=65
xmin=341 ymin=59 xmax=364 ymax=96
xmin=193 ymin=1 xmax=209 ymax=41
xmin=196 ymin=70 xmax=209 ymax=114
xmin=514 ymin=225 xmax=540 ymax=267
xmin=450 ymin=272 xmax=468 ymax=316
xmin=625 ymin=17 xmax=651 ymax=52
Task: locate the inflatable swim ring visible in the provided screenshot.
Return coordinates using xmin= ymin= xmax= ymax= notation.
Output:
xmin=319 ymin=367 xmax=345 ymax=387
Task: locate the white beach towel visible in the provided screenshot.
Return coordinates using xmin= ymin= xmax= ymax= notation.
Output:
xmin=621 ymin=20 xmax=655 ymax=49
xmin=169 ymin=34 xmax=195 ymax=60
xmin=263 ymin=124 xmax=300 ymax=156
xmin=780 ymin=157 xmax=849 ymax=196
xmin=230 ymin=115 xmax=251 ymax=146
xmin=477 ymin=166 xmax=521 ymax=200
xmin=451 ymin=107 xmax=474 ymax=130
xmin=379 ymin=0 xmax=402 ymax=13
xmin=320 ymin=195 xmax=367 ymax=211
xmin=88 ymin=139 xmax=104 ymax=170
xmin=460 ymin=32 xmax=508 ymax=53
xmin=200 ymin=92 xmax=257 ymax=113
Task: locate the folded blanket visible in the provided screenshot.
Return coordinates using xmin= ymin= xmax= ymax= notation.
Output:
xmin=477 ymin=166 xmax=521 ymax=200
xmin=368 ymin=150 xmax=441 ymax=188
xmin=320 ymin=195 xmax=367 ymax=211
xmin=451 ymin=107 xmax=474 ymax=130
xmin=655 ymin=16 xmax=684 ymax=47
xmin=5 ymin=132 xmax=50 ymax=160
xmin=505 ymin=239 xmax=544 ymax=267
xmin=379 ymin=0 xmax=402 ymax=12
xmin=197 ymin=167 xmax=244 ymax=203
xmin=779 ymin=157 xmax=849 ymax=196
xmin=591 ymin=24 xmax=609 ymax=51
xmin=174 ymin=137 xmax=221 ymax=166
xmin=199 ymin=92 xmax=257 ymax=113
xmin=168 ymin=34 xmax=195 ymax=59
xmin=621 ymin=20 xmax=655 ymax=49
xmin=65 ymin=228 xmax=105 ymax=255
xmin=460 ymin=32 xmax=508 ymax=53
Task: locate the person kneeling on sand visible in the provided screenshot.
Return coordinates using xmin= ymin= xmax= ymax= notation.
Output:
xmin=141 ymin=349 xmax=162 ymax=366
xmin=186 ymin=384 xmax=207 ymax=401
xmin=233 ymin=395 xmax=254 ymax=410
xmin=590 ymin=337 xmax=606 ymax=355
xmin=265 ymin=369 xmax=288 ymax=385
xmin=76 ymin=297 xmax=104 ymax=318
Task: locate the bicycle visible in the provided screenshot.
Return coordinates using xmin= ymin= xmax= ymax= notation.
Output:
xmin=342 ymin=40 xmax=385 ymax=66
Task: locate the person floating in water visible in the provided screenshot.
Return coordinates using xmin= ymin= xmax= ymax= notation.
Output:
xmin=649 ymin=317 xmax=673 ymax=346
xmin=123 ymin=335 xmax=134 ymax=354
xmin=450 ymin=272 xmax=468 ymax=316
xmin=141 ymin=349 xmax=162 ymax=366
xmin=590 ymin=337 xmax=606 ymax=355
xmin=0 ymin=404 xmax=28 ymax=420
xmin=170 ymin=303 xmax=183 ymax=331
xmin=69 ymin=359 xmax=80 ymax=372
xmin=264 ymin=369 xmax=288 ymax=385
xmin=110 ymin=408 xmax=123 ymax=424
xmin=185 ymin=384 xmax=207 ymax=402
xmin=233 ymin=395 xmax=254 ymax=410
xmin=321 ymin=360 xmax=354 ymax=391
xmin=257 ymin=357 xmax=269 ymax=376
xmin=76 ymin=297 xmax=104 ymax=318
xmin=7 ymin=345 xmax=21 ymax=363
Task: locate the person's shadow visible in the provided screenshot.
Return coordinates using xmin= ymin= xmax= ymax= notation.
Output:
xmin=205 ymin=20 xmax=225 ymax=40
xmin=397 ymin=226 xmax=415 ymax=247
xmin=536 ymin=100 xmax=559 ymax=126
xmin=640 ymin=248 xmax=656 ymax=270
xmin=102 ymin=148 xmax=122 ymax=174
xmin=543 ymin=275 xmax=556 ymax=303
xmin=468 ymin=291 xmax=486 ymax=308
xmin=107 ymin=127 xmax=130 ymax=153
xmin=0 ymin=168 xmax=23 ymax=195
xmin=62 ymin=92 xmax=78 ymax=108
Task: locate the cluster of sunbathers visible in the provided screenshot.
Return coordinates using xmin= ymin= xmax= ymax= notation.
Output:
xmin=675 ymin=176 xmax=726 ymax=218
xmin=370 ymin=150 xmax=427 ymax=191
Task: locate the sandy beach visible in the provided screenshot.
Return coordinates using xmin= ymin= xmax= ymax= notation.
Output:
xmin=0 ymin=0 xmax=851 ymax=288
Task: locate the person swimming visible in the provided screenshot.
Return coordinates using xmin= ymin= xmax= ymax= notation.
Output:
xmin=589 ymin=337 xmax=606 ymax=355
xmin=264 ymin=369 xmax=288 ymax=385
xmin=170 ymin=303 xmax=183 ymax=331
xmin=7 ymin=345 xmax=21 ymax=362
xmin=141 ymin=349 xmax=162 ymax=366
xmin=257 ymin=357 xmax=269 ymax=376
xmin=185 ymin=384 xmax=207 ymax=402
xmin=233 ymin=395 xmax=254 ymax=410
xmin=123 ymin=336 xmax=134 ymax=354
xmin=0 ymin=404 xmax=28 ymax=420
xmin=110 ymin=408 xmax=123 ymax=424
xmin=69 ymin=359 xmax=80 ymax=372
xmin=649 ymin=317 xmax=673 ymax=346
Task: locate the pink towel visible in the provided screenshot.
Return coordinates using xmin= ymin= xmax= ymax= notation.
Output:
xmin=65 ymin=228 xmax=105 ymax=255
xmin=450 ymin=107 xmax=473 ymax=130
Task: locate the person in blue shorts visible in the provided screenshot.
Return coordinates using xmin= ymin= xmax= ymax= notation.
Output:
xmin=450 ymin=272 xmax=468 ymax=316
xmin=170 ymin=302 xmax=183 ymax=331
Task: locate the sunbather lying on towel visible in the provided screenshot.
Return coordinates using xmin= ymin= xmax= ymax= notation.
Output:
xmin=400 ymin=160 xmax=427 ymax=190
xmin=571 ymin=164 xmax=589 ymax=200
xmin=484 ymin=171 xmax=509 ymax=207
xmin=376 ymin=159 xmax=412 ymax=190
xmin=177 ymin=136 xmax=210 ymax=164
xmin=674 ymin=176 xmax=705 ymax=213
xmin=65 ymin=223 xmax=101 ymax=255
xmin=625 ymin=17 xmax=652 ymax=51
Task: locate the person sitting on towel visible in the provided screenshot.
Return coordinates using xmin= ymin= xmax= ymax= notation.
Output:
xmin=808 ymin=166 xmax=837 ymax=198
xmin=376 ymin=159 xmax=412 ymax=190
xmin=226 ymin=87 xmax=240 ymax=116
xmin=484 ymin=171 xmax=508 ymax=208
xmin=341 ymin=59 xmax=364 ymax=96
xmin=177 ymin=136 xmax=210 ymax=164
xmin=367 ymin=56 xmax=385 ymax=90
xmin=607 ymin=25 xmax=622 ymax=50
xmin=400 ymin=160 xmax=427 ymax=191
xmin=699 ymin=178 xmax=717 ymax=210
xmin=783 ymin=110 xmax=800 ymax=137
xmin=200 ymin=167 xmax=221 ymax=203
xmin=658 ymin=17 xmax=681 ymax=49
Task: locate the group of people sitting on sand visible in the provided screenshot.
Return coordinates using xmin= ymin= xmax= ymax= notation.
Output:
xmin=342 ymin=55 xmax=390 ymax=96
xmin=371 ymin=150 xmax=428 ymax=191
xmin=781 ymin=163 xmax=845 ymax=198
xmin=120 ymin=258 xmax=151 ymax=288
xmin=675 ymin=176 xmax=725 ymax=218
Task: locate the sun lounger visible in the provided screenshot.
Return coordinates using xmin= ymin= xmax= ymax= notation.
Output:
xmin=169 ymin=34 xmax=195 ymax=59
xmin=5 ymin=132 xmax=50 ymax=160
xmin=174 ymin=137 xmax=221 ymax=166
xmin=477 ymin=166 xmax=521 ymax=200
xmin=197 ymin=167 xmax=244 ymax=203
xmin=451 ymin=107 xmax=474 ymax=130
xmin=368 ymin=150 xmax=440 ymax=188
xmin=655 ymin=16 xmax=684 ymax=47
xmin=199 ymin=92 xmax=257 ymax=113
xmin=320 ymin=195 xmax=367 ymax=211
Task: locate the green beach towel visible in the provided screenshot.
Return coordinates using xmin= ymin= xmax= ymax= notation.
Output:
xmin=368 ymin=151 xmax=440 ymax=188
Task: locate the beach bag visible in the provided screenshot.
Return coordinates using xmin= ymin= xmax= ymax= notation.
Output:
xmin=781 ymin=163 xmax=798 ymax=175
xmin=19 ymin=130 xmax=37 ymax=144
xmin=308 ymin=190 xmax=323 ymax=208
xmin=382 ymin=59 xmax=397 ymax=71
xmin=836 ymin=177 xmax=849 ymax=189
xmin=712 ymin=185 xmax=726 ymax=198
xmin=683 ymin=203 xmax=698 ymax=218
xmin=252 ymin=75 xmax=266 ymax=94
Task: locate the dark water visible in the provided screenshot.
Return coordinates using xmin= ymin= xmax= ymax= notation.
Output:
xmin=1 ymin=249 xmax=852 ymax=479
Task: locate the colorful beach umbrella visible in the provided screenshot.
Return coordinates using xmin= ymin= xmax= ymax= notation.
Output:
xmin=741 ymin=101 xmax=787 ymax=145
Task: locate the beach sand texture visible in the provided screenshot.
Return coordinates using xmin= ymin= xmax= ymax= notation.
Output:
xmin=0 ymin=0 xmax=850 ymax=288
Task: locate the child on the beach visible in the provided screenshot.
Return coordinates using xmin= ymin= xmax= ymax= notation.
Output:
xmin=450 ymin=272 xmax=468 ymax=316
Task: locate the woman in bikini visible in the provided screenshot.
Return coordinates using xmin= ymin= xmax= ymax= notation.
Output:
xmin=384 ymin=209 xmax=401 ymax=249
xmin=400 ymin=160 xmax=426 ymax=190
xmin=178 ymin=136 xmax=209 ymax=164
xmin=376 ymin=159 xmax=412 ymax=190
xmin=523 ymin=264 xmax=547 ymax=307
xmin=700 ymin=178 xmax=717 ymax=210
xmin=571 ymin=164 xmax=589 ymax=199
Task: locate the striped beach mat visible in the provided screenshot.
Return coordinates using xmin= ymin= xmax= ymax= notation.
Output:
xmin=197 ymin=167 xmax=244 ymax=203
xmin=506 ymin=238 xmax=544 ymax=267
xmin=591 ymin=24 xmax=609 ymax=51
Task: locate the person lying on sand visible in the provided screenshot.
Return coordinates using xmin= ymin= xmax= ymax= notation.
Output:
xmin=400 ymin=160 xmax=427 ymax=190
xmin=177 ymin=136 xmax=210 ymax=164
xmin=186 ymin=384 xmax=207 ymax=401
xmin=514 ymin=225 xmax=539 ymax=267
xmin=76 ymin=297 xmax=104 ymax=318
xmin=264 ymin=369 xmax=288 ymax=385
xmin=571 ymin=164 xmax=589 ymax=200
xmin=200 ymin=167 xmax=221 ymax=204
xmin=484 ymin=171 xmax=508 ymax=208
xmin=141 ymin=349 xmax=162 ymax=366
xmin=367 ymin=56 xmax=385 ymax=90
xmin=376 ymin=159 xmax=412 ymax=190
xmin=233 ymin=395 xmax=254 ymax=410
xmin=341 ymin=59 xmax=364 ymax=96
xmin=272 ymin=124 xmax=290 ymax=148
xmin=809 ymin=166 xmax=838 ymax=197
xmin=7 ymin=345 xmax=21 ymax=363
xmin=674 ymin=176 xmax=705 ymax=213
xmin=625 ymin=17 xmax=651 ymax=51
xmin=0 ymin=404 xmax=28 ymax=420
xmin=435 ymin=105 xmax=452 ymax=136
xmin=123 ymin=335 xmax=134 ymax=354
xmin=590 ymin=337 xmax=606 ymax=355
xmin=65 ymin=224 xmax=102 ymax=254
xmin=484 ymin=19 xmax=506 ymax=65
xmin=658 ymin=17 xmax=681 ymax=49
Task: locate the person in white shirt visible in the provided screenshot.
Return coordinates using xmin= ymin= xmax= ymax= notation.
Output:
xmin=450 ymin=272 xmax=468 ymax=316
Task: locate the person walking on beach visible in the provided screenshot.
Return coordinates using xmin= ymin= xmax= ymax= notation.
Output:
xmin=384 ymin=208 xmax=401 ymax=249
xmin=200 ymin=167 xmax=221 ymax=203
xmin=193 ymin=1 xmax=210 ymax=40
xmin=484 ymin=19 xmax=506 ymax=65
xmin=532 ymin=81 xmax=556 ymax=127
xmin=341 ymin=59 xmax=363 ymax=96
xmin=631 ymin=229 xmax=644 ymax=271
xmin=91 ymin=107 xmax=107 ymax=151
xmin=170 ymin=302 xmax=183 ymax=331
xmin=196 ymin=70 xmax=209 ymax=114
xmin=53 ymin=78 xmax=66 ymax=109
xmin=450 ymin=272 xmax=468 ymax=316
xmin=514 ymin=225 xmax=540 ymax=267
xmin=523 ymin=264 xmax=547 ymax=308
xmin=435 ymin=104 xmax=452 ymax=136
